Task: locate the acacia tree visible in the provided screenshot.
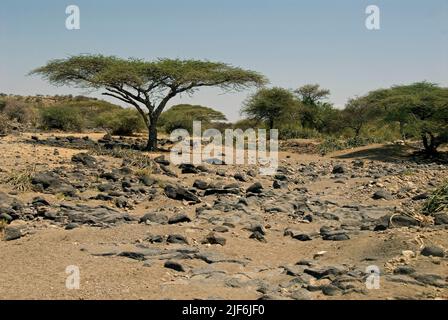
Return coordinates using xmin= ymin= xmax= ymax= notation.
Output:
xmin=294 ymin=84 xmax=331 ymax=130
xmin=367 ymin=82 xmax=448 ymax=154
xmin=341 ymin=97 xmax=380 ymax=138
xmin=31 ymin=55 xmax=267 ymax=150
xmin=241 ymin=87 xmax=298 ymax=129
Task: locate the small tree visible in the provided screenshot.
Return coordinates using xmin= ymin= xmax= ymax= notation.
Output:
xmin=31 ymin=55 xmax=267 ymax=150
xmin=159 ymin=104 xmax=227 ymax=133
xmin=364 ymin=82 xmax=448 ymax=154
xmin=294 ymin=84 xmax=332 ymax=130
xmin=241 ymin=87 xmax=298 ymax=129
xmin=342 ymin=97 xmax=381 ymax=138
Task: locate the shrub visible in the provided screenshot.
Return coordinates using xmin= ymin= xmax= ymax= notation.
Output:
xmin=2 ymin=100 xmax=39 ymax=126
xmin=95 ymin=109 xmax=145 ymax=136
xmin=159 ymin=104 xmax=227 ymax=134
xmin=278 ymin=124 xmax=321 ymax=140
xmin=233 ymin=118 xmax=263 ymax=131
xmin=40 ymin=105 xmax=84 ymax=131
xmin=422 ymin=182 xmax=448 ymax=216
xmin=0 ymin=113 xmax=11 ymax=135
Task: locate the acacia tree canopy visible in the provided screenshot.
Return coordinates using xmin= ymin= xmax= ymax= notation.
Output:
xmin=30 ymin=54 xmax=267 ymax=150
xmin=241 ymin=87 xmax=298 ymax=129
xmin=362 ymin=82 xmax=448 ymax=154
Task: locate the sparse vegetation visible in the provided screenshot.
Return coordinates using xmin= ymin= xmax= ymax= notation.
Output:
xmin=159 ymin=104 xmax=227 ymax=134
xmin=2 ymin=165 xmax=36 ymax=192
xmin=423 ymin=182 xmax=448 ymax=216
xmin=40 ymin=105 xmax=85 ymax=132
xmin=95 ymin=108 xmax=145 ymax=136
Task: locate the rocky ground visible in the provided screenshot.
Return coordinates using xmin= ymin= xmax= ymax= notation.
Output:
xmin=0 ymin=132 xmax=447 ymax=300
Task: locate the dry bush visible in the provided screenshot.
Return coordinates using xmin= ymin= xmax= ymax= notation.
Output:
xmin=2 ymin=165 xmax=36 ymax=192
xmin=0 ymin=113 xmax=11 ymax=135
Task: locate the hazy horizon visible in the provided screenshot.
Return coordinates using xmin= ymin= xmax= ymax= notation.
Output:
xmin=1 ymin=0 xmax=447 ymax=121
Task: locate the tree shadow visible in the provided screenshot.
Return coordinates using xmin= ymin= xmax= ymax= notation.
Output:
xmin=332 ymin=144 xmax=448 ymax=164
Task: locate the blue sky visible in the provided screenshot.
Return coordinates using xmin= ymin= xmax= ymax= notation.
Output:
xmin=1 ymin=0 xmax=447 ymax=121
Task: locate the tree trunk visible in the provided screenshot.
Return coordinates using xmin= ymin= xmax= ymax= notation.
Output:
xmin=422 ymin=132 xmax=438 ymax=155
xmin=146 ymin=121 xmax=158 ymax=151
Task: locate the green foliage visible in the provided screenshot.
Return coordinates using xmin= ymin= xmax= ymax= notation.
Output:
xmin=317 ymin=136 xmax=378 ymax=155
xmin=159 ymin=104 xmax=227 ymax=133
xmin=40 ymin=105 xmax=84 ymax=131
xmin=242 ymin=87 xmax=298 ymax=129
xmin=0 ymin=113 xmax=11 ymax=135
xmin=95 ymin=108 xmax=145 ymax=136
xmin=1 ymin=99 xmax=39 ymax=125
xmin=233 ymin=118 xmax=263 ymax=131
xmin=278 ymin=124 xmax=321 ymax=140
xmin=422 ymin=182 xmax=448 ymax=216
xmin=31 ymin=54 xmax=267 ymax=150
xmin=363 ymin=82 xmax=448 ymax=153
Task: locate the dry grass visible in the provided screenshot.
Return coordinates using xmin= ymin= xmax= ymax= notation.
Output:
xmin=422 ymin=181 xmax=448 ymax=216
xmin=1 ymin=165 xmax=36 ymax=192
xmin=89 ymin=145 xmax=155 ymax=170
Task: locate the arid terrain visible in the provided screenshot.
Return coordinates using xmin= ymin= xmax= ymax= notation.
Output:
xmin=0 ymin=132 xmax=447 ymax=300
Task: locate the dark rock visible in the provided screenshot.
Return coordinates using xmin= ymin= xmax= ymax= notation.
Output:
xmin=434 ymin=214 xmax=448 ymax=225
xmin=322 ymin=284 xmax=342 ymax=296
xmin=412 ymin=193 xmax=429 ymax=201
xmin=412 ymin=274 xmax=447 ymax=288
xmin=292 ymin=233 xmax=312 ymax=241
xmin=154 ymin=155 xmax=170 ymax=166
xmin=168 ymin=214 xmax=192 ymax=224
xmin=164 ymin=260 xmax=185 ymax=272
xmin=160 ymin=165 xmax=178 ymax=177
xmin=139 ymin=175 xmax=155 ymax=187
xmin=65 ymin=223 xmax=79 ymax=230
xmin=31 ymin=197 xmax=50 ymax=206
xmin=97 ymin=183 xmax=115 ymax=192
xmin=193 ymin=180 xmax=209 ymax=190
xmin=146 ymin=234 xmax=164 ymax=243
xmin=204 ymin=188 xmax=240 ymax=196
xmin=321 ymin=230 xmax=350 ymax=241
xmin=167 ymin=234 xmax=189 ymax=244
xmin=234 ymin=173 xmax=247 ymax=182
xmin=352 ymin=160 xmax=364 ymax=168
xmin=290 ymin=289 xmax=312 ymax=300
xmin=179 ymin=163 xmax=199 ymax=174
xmin=247 ymin=223 xmax=266 ymax=235
xmin=375 ymin=214 xmax=419 ymax=230
xmin=421 ymin=246 xmax=445 ymax=258
xmin=100 ymin=172 xmax=120 ymax=182
xmin=139 ymin=213 xmax=169 ymax=224
xmin=71 ymin=153 xmax=97 ymax=167
xmin=246 ymin=182 xmax=263 ymax=194
xmin=202 ymin=232 xmax=226 ymax=246
xmin=332 ymin=164 xmax=346 ymax=174
xmin=213 ymin=226 xmax=229 ymax=233
xmin=249 ymin=231 xmax=266 ymax=242
xmin=372 ymin=190 xmax=393 ymax=200
xmin=118 ymin=252 xmax=146 ymax=261
xmin=273 ymin=180 xmax=288 ymax=189
xmin=304 ymin=266 xmax=347 ymax=279
xmin=31 ymin=172 xmax=63 ymax=189
xmin=0 ymin=212 xmax=13 ymax=222
xmin=164 ymin=185 xmax=200 ymax=203
xmin=4 ymin=226 xmax=23 ymax=241
xmin=393 ymin=266 xmax=416 ymax=275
